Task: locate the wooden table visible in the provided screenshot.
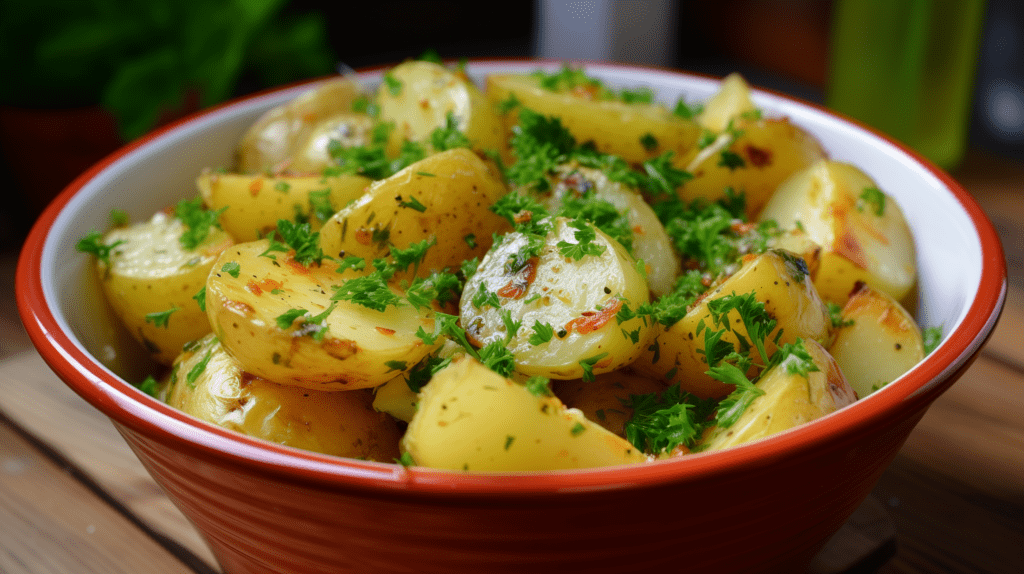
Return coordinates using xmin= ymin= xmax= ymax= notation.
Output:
xmin=1 ymin=151 xmax=1022 ymax=573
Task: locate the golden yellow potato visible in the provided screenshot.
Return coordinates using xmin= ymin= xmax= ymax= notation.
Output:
xmin=696 ymin=73 xmax=758 ymax=133
xmin=319 ymin=148 xmax=510 ymax=277
xmin=402 ymin=357 xmax=649 ymax=471
xmin=196 ymin=170 xmax=371 ymax=241
xmin=828 ymin=283 xmax=924 ymax=398
xmin=552 ymin=371 xmax=668 ymax=438
xmin=461 ymin=217 xmax=653 ymax=381
xmin=205 ymin=240 xmax=441 ymax=391
xmin=632 ymin=250 xmax=833 ymax=398
xmin=97 ymin=211 xmax=232 ymax=364
xmin=699 ymin=338 xmax=857 ymax=451
xmin=289 ymin=112 xmax=376 ymax=174
xmin=237 ymin=76 xmax=367 ymax=174
xmin=758 ymin=160 xmax=917 ymax=305
xmin=486 ymin=72 xmax=701 ymax=165
xmin=377 ymin=60 xmax=505 ymax=157
xmin=678 ymin=118 xmax=827 ymax=220
xmin=164 ymin=334 xmax=401 ymax=461
xmin=535 ymin=164 xmax=681 ymax=297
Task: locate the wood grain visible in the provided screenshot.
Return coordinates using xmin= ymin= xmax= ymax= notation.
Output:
xmin=0 ymin=350 xmax=219 ymax=570
xmin=0 ymin=417 xmax=201 ymax=574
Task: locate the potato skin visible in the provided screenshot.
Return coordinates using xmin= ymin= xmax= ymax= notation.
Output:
xmin=205 ymin=240 xmax=441 ymax=390
xmin=633 ymin=250 xmax=833 ymax=398
xmin=237 ymin=76 xmax=365 ymax=174
xmin=196 ymin=171 xmax=371 ymax=242
xmin=164 ymin=334 xmax=401 ymax=461
xmin=758 ymin=160 xmax=917 ymax=305
xmin=377 ymin=60 xmax=506 ymax=157
xmin=319 ymin=148 xmax=510 ymax=277
xmin=699 ymin=338 xmax=857 ymax=451
xmin=402 ymin=357 xmax=649 ymax=471
xmin=460 ymin=217 xmax=653 ymax=380
xmin=486 ymin=72 xmax=701 ymax=166
xmin=828 ymin=283 xmax=924 ymax=398
xmin=99 ymin=212 xmax=232 ymax=364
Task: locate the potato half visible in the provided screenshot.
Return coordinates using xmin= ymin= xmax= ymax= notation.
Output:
xmin=377 ymin=60 xmax=506 ymax=157
xmin=402 ymin=356 xmax=649 ymax=471
xmin=828 ymin=282 xmax=924 ymax=398
xmin=319 ymin=148 xmax=510 ymax=278
xmin=699 ymin=338 xmax=857 ymax=451
xmin=632 ymin=250 xmax=833 ymax=398
xmin=552 ymin=371 xmax=668 ymax=438
xmin=758 ymin=160 xmax=917 ymax=305
xmin=98 ymin=211 xmax=232 ymax=364
xmin=164 ymin=334 xmax=401 ymax=461
xmin=197 ymin=171 xmax=371 ymax=241
xmin=205 ymin=240 xmax=441 ymax=390
xmin=237 ymin=76 xmax=366 ymax=174
xmin=486 ymin=72 xmax=700 ymax=165
xmin=461 ymin=217 xmax=653 ymax=380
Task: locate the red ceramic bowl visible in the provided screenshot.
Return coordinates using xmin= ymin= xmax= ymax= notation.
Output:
xmin=17 ymin=61 xmax=1006 ymax=574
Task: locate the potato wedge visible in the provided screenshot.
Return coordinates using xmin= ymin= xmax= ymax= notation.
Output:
xmin=535 ymin=164 xmax=681 ymax=297
xmin=678 ymin=118 xmax=827 ymax=220
xmin=197 ymin=171 xmax=371 ymax=241
xmin=695 ymin=73 xmax=758 ymax=133
xmin=164 ymin=334 xmax=401 ymax=461
xmin=237 ymin=76 xmax=367 ymax=174
xmin=372 ymin=339 xmax=468 ymax=422
xmin=205 ymin=240 xmax=441 ymax=390
xmin=828 ymin=282 xmax=924 ymax=398
xmin=486 ymin=72 xmax=701 ymax=165
xmin=98 ymin=211 xmax=232 ymax=364
xmin=552 ymin=371 xmax=668 ymax=438
xmin=289 ymin=112 xmax=376 ymax=174
xmin=632 ymin=250 xmax=833 ymax=398
xmin=377 ymin=60 xmax=505 ymax=157
xmin=402 ymin=356 xmax=649 ymax=471
xmin=699 ymin=338 xmax=857 ymax=451
xmin=758 ymin=160 xmax=917 ymax=305
xmin=319 ymin=148 xmax=510 ymax=277
xmin=461 ymin=217 xmax=653 ymax=380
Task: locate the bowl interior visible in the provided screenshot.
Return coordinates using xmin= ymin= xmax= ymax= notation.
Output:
xmin=26 ymin=61 xmax=1000 ymax=484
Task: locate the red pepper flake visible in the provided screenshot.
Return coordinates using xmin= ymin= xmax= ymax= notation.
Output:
xmin=245 ymin=278 xmax=283 ymax=296
xmin=285 ymin=258 xmax=310 ymax=275
xmin=249 ymin=177 xmax=264 ymax=197
xmin=744 ymin=145 xmax=772 ymax=168
xmin=513 ymin=211 xmax=533 ymax=224
xmin=497 ymin=257 xmax=539 ymax=299
xmin=730 ymin=221 xmax=758 ymax=235
xmin=376 ymin=326 xmax=396 ymax=336
xmin=564 ymin=298 xmax=623 ymax=335
xmin=354 ymin=228 xmax=373 ymax=245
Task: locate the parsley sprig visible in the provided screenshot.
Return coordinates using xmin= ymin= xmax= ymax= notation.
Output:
xmin=175 ymin=197 xmax=226 ymax=250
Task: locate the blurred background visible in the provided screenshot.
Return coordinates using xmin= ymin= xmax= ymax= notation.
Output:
xmin=0 ymin=0 xmax=1016 ymax=248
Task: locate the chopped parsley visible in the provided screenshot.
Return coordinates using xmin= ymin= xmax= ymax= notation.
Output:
xmin=135 ymin=375 xmax=159 ymax=398
xmin=557 ymin=218 xmax=605 ymax=260
xmin=430 ymin=111 xmax=472 ymax=151
xmin=192 ymin=287 xmax=206 ymax=312
xmin=383 ymin=72 xmax=403 ymax=96
xmin=185 ymin=350 xmax=213 ymax=388
xmin=858 ymin=187 xmax=887 ymax=216
xmin=827 ymin=302 xmax=854 ymax=329
xmin=175 ymin=197 xmax=225 ymax=250
xmin=524 ymin=375 xmax=553 ymax=397
xmin=308 ymin=189 xmax=334 ymax=224
xmin=75 ymin=231 xmax=125 ymax=266
xmin=398 ymin=194 xmax=428 ymax=212
xmin=528 ymin=321 xmax=554 ymax=345
xmin=145 ymin=306 xmax=178 ymax=329
xmin=922 ymin=326 xmax=943 ymax=355
xmin=579 ymin=352 xmax=609 ymax=382
xmin=718 ymin=150 xmax=746 ymax=171
xmin=220 ymin=261 xmax=241 ymax=278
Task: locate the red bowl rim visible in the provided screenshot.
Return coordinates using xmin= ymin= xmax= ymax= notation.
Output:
xmin=16 ymin=60 xmax=1007 ymax=497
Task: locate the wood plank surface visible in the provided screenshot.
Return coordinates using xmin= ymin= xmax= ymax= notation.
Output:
xmin=0 ymin=417 xmax=203 ymax=574
xmin=0 ymin=350 xmax=219 ymax=570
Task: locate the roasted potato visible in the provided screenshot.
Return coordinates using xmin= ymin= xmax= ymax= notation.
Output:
xmin=196 ymin=171 xmax=371 ymax=241
xmin=758 ymin=160 xmax=917 ymax=305
xmin=699 ymin=338 xmax=857 ymax=451
xmin=461 ymin=217 xmax=653 ymax=380
xmin=96 ymin=210 xmax=232 ymax=364
xmin=534 ymin=164 xmax=681 ymax=297
xmin=632 ymin=250 xmax=833 ymax=398
xmin=552 ymin=371 xmax=668 ymax=438
xmin=319 ymin=148 xmax=510 ymax=278
xmin=377 ymin=60 xmax=506 ymax=158
xmin=237 ymin=76 xmax=368 ymax=174
xmin=486 ymin=71 xmax=701 ymax=165
xmin=164 ymin=334 xmax=402 ymax=461
xmin=828 ymin=282 xmax=925 ymax=398
xmin=205 ymin=239 xmax=441 ymax=390
xmin=402 ymin=356 xmax=649 ymax=471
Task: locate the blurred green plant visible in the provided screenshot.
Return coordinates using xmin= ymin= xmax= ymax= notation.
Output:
xmin=0 ymin=0 xmax=336 ymax=139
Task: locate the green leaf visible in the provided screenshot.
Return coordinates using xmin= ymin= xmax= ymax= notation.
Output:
xmin=922 ymin=326 xmax=943 ymax=355
xmin=175 ymin=197 xmax=225 ymax=251
xmin=145 ymin=306 xmax=179 ymax=329
xmin=221 ymin=261 xmax=241 ymax=278
xmin=75 ymin=231 xmax=124 ymax=266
